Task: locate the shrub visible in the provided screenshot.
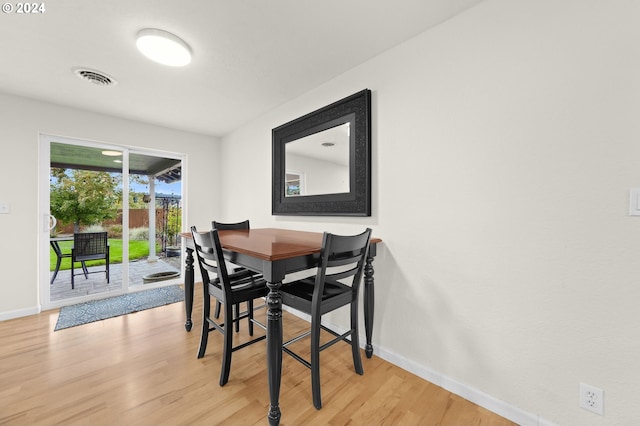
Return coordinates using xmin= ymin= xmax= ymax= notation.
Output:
xmin=84 ymin=224 xmax=106 ymax=233
xmin=106 ymin=224 xmax=123 ymax=238
xmin=129 ymin=227 xmax=149 ymax=241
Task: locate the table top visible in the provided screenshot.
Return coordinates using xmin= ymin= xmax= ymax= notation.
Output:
xmin=50 ymin=236 xmax=73 ymax=242
xmin=181 ymin=228 xmax=381 ymax=262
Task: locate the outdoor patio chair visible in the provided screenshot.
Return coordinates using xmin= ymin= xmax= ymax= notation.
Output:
xmin=71 ymin=232 xmax=110 ymax=289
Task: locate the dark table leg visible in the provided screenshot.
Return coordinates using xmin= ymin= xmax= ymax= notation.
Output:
xmin=363 ymin=248 xmax=376 ymax=358
xmin=50 ymin=241 xmax=62 ymax=284
xmin=51 ymin=256 xmax=62 ymax=284
xmin=266 ymin=279 xmax=283 ymax=425
xmin=184 ymin=247 xmax=194 ymax=332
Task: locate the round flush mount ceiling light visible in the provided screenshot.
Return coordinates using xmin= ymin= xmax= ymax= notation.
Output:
xmin=136 ymin=28 xmax=192 ymax=67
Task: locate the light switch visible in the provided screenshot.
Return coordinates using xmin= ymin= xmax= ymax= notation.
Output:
xmin=629 ymin=189 xmax=640 ymax=216
xmin=0 ymin=202 xmax=10 ymax=214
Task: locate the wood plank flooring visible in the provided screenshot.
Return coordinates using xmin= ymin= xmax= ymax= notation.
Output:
xmin=0 ymin=284 xmax=516 ymax=425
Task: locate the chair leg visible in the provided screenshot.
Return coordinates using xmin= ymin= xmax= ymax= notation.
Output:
xmin=71 ymin=261 xmax=75 ymax=289
xmin=234 ymin=303 xmax=240 ymax=332
xmin=81 ymin=261 xmax=89 ymax=278
xmin=351 ymin=300 xmax=363 ymax=375
xmin=197 ymin=291 xmax=211 ymax=359
xmin=311 ymin=312 xmax=323 ymax=410
xmin=248 ymin=299 xmax=254 ymax=336
xmin=214 ymin=301 xmax=242 ymax=332
xmin=106 ymin=256 xmax=109 ymax=283
xmin=219 ymin=300 xmax=234 ymax=386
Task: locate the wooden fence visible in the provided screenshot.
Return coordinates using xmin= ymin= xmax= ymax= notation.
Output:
xmin=55 ymin=209 xmax=166 ymax=234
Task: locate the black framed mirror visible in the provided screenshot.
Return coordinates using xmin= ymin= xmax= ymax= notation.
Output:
xmin=272 ymin=89 xmax=371 ymax=216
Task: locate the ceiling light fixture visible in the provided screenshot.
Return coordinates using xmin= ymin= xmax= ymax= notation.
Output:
xmin=101 ymin=150 xmax=122 ymax=156
xmin=136 ymin=28 xmax=192 ymax=67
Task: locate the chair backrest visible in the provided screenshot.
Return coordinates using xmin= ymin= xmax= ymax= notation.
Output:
xmin=212 ymin=220 xmax=250 ymax=231
xmin=191 ymin=226 xmax=231 ymax=300
xmin=73 ymin=232 xmax=108 ymax=257
xmin=313 ymin=228 xmax=372 ymax=299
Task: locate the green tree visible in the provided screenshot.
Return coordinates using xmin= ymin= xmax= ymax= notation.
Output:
xmin=50 ymin=168 xmax=120 ymax=232
xmin=125 ymin=174 xmax=151 ymax=209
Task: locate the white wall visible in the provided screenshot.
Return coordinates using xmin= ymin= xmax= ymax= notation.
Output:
xmin=0 ymin=92 xmax=220 ymax=318
xmin=220 ymin=1 xmax=640 ymax=424
xmin=1 ymin=0 xmax=638 ymax=424
xmin=286 ymin=153 xmax=349 ymax=196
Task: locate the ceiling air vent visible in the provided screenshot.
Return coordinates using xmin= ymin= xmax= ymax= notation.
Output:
xmin=73 ymin=68 xmax=118 ymax=86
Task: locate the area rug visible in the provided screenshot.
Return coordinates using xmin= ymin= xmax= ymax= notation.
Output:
xmin=54 ymin=285 xmax=184 ymax=331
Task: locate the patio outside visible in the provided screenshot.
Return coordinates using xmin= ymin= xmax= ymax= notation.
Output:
xmin=49 ymin=207 xmax=183 ymax=302
xmin=49 ymin=252 xmax=182 ymax=302
xmin=48 ymin=141 xmax=183 ymax=303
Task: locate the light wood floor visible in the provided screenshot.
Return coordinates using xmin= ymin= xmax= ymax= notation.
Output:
xmin=0 ymin=284 xmax=516 ymax=425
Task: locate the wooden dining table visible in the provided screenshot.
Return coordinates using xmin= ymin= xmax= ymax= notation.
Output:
xmin=180 ymin=228 xmax=381 ymax=426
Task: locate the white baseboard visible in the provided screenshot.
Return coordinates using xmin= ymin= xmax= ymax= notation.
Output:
xmin=0 ymin=305 xmax=41 ymax=322
xmin=283 ymin=306 xmax=555 ymax=426
xmin=374 ymin=345 xmax=556 ymax=426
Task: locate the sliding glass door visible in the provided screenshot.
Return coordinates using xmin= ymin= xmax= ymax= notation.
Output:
xmin=39 ymin=135 xmax=184 ymax=310
xmin=127 ymin=150 xmax=183 ymax=290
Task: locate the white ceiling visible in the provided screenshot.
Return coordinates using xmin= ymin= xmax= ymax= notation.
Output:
xmin=0 ymin=0 xmax=482 ymax=137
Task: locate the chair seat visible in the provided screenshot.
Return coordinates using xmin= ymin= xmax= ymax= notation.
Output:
xmin=74 ymin=253 xmax=108 ymax=262
xmin=208 ymin=275 xmax=268 ymax=304
xmin=281 ymin=277 xmax=353 ymax=315
xmin=213 ymin=268 xmax=260 ymax=285
xmin=213 ymin=267 xmax=263 ymax=332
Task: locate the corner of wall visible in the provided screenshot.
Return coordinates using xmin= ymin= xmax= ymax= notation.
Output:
xmin=0 ymin=305 xmax=42 ymax=322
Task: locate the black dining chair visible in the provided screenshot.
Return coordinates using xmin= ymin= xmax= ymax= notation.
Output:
xmin=280 ymin=228 xmax=372 ymax=409
xmin=71 ymin=232 xmax=110 ymax=289
xmin=191 ymin=226 xmax=268 ymax=386
xmin=212 ymin=220 xmax=261 ymax=332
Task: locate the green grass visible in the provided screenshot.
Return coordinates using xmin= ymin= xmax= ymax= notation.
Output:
xmin=50 ymin=239 xmax=156 ymax=271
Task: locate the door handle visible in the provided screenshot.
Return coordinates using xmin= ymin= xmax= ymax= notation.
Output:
xmin=46 ymin=214 xmax=57 ymax=232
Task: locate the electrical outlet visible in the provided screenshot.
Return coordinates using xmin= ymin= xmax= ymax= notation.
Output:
xmin=580 ymin=383 xmax=604 ymax=415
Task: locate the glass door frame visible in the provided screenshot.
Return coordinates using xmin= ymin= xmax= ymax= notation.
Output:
xmin=38 ymin=134 xmax=186 ymax=310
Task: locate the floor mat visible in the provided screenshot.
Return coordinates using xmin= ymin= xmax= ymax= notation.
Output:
xmin=54 ymin=285 xmax=184 ymax=331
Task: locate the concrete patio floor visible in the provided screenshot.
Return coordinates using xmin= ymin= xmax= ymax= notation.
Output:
xmin=49 ymin=256 xmax=182 ymax=302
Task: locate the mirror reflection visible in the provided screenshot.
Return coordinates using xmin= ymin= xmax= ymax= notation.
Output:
xmin=284 ymin=122 xmax=350 ymax=197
